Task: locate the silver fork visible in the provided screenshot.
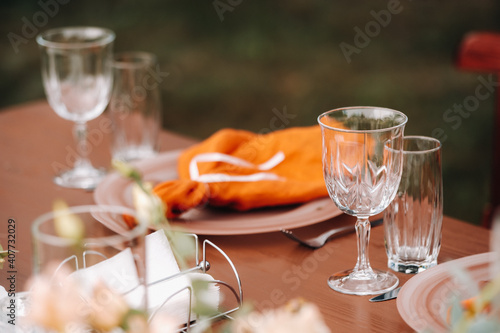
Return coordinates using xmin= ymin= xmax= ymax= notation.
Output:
xmin=281 ymin=218 xmax=383 ymax=249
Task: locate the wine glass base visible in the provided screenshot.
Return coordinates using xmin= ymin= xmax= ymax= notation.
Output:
xmin=54 ymin=167 xmax=106 ymax=190
xmin=328 ymin=268 xmax=399 ymax=296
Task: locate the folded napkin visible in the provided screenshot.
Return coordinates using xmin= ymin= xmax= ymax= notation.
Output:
xmin=70 ymin=230 xmax=219 ymax=326
xmin=154 ymin=126 xmax=328 ymax=218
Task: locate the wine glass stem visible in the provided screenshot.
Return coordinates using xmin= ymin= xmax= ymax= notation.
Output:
xmin=73 ymin=121 xmax=92 ymax=170
xmin=354 ymin=217 xmax=375 ymax=277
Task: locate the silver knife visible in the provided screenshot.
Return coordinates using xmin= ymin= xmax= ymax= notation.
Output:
xmin=369 ymin=287 xmax=401 ymax=302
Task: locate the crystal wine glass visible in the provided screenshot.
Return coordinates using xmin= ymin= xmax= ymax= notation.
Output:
xmin=318 ymin=106 xmax=407 ymax=295
xmin=37 ymin=27 xmax=115 ymax=189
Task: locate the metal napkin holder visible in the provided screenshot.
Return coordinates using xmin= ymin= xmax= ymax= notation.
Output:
xmin=147 ymin=233 xmax=243 ymax=332
xmin=56 ymin=233 xmax=243 ymax=332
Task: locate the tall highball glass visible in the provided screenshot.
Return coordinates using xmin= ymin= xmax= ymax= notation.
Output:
xmin=36 ymin=27 xmax=115 ymax=189
xmin=318 ymin=106 xmax=407 ymax=295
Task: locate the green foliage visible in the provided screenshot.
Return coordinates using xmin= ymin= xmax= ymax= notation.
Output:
xmin=0 ymin=244 xmax=8 ymax=270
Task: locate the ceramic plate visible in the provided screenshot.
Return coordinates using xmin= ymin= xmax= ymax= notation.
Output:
xmin=94 ymin=150 xmax=342 ymax=235
xmin=397 ymin=252 xmax=495 ymax=332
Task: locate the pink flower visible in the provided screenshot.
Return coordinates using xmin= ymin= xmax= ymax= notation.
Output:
xmin=148 ymin=313 xmax=181 ymax=333
xmin=26 ymin=265 xmax=87 ymax=332
xmin=87 ymin=281 xmax=130 ymax=331
xmin=232 ymin=299 xmax=331 ymax=333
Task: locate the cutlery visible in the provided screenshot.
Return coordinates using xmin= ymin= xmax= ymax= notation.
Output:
xmin=369 ymin=286 xmax=401 ymax=302
xmin=281 ymin=218 xmax=383 ymax=249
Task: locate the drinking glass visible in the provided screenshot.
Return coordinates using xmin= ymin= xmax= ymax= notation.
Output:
xmin=109 ymin=52 xmax=162 ymax=162
xmin=36 ymin=27 xmax=115 ymax=189
xmin=384 ymin=136 xmax=443 ymax=274
xmin=318 ymin=106 xmax=407 ymax=295
xmin=31 ymin=205 xmax=148 ymax=328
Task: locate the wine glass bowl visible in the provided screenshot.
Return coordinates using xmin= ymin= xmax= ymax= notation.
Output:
xmin=37 ymin=27 xmax=115 ymax=189
xmin=318 ymin=106 xmax=407 ymax=295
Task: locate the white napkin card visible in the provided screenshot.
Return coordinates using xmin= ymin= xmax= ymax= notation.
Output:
xmin=70 ymin=229 xmax=220 ymax=326
xmin=145 ymin=230 xmax=192 ymax=324
xmin=70 ymin=247 xmax=140 ymax=295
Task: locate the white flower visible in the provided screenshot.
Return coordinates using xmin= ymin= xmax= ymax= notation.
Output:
xmin=232 ymin=299 xmax=331 ymax=333
xmin=53 ymin=200 xmax=85 ymax=243
xmin=132 ymin=182 xmax=166 ymax=227
xmin=148 ymin=313 xmax=180 ymax=333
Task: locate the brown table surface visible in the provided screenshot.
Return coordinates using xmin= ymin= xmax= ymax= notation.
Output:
xmin=0 ymin=100 xmax=491 ymax=332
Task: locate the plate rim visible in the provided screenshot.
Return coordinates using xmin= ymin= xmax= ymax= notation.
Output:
xmin=397 ymin=251 xmax=495 ymax=332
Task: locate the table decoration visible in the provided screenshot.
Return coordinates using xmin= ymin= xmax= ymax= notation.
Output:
xmin=225 ymin=298 xmax=330 ymax=333
xmin=29 ymin=203 xmax=150 ymax=332
xmin=384 ymin=136 xmax=443 ymax=274
xmin=151 ymin=126 xmax=329 ymax=218
xmin=111 ymin=161 xmax=341 ymax=332
xmin=36 ymin=27 xmax=115 ymax=189
xmin=1 ymin=99 xmax=496 ymax=332
xmin=398 ymin=214 xmax=500 ymax=332
xmin=17 ymin=161 xmax=245 ymax=332
xmin=113 ymin=163 xmax=245 ymax=329
xmin=318 ymin=106 xmax=407 ymax=295
xmin=109 ymin=52 xmax=162 ymax=162
xmin=397 ymin=252 xmax=495 ymax=332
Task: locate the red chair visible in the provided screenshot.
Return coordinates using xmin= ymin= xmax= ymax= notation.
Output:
xmin=456 ymin=31 xmax=500 ymax=228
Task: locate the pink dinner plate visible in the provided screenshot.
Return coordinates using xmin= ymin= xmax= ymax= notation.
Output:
xmin=94 ymin=150 xmax=342 ymax=235
xmin=397 ymin=252 xmax=495 ymax=332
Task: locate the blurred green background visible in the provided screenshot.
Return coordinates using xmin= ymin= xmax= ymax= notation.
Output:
xmin=1 ymin=0 xmax=499 ymax=225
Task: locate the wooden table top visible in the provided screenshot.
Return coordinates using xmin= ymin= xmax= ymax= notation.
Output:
xmin=0 ymin=100 xmax=491 ymax=332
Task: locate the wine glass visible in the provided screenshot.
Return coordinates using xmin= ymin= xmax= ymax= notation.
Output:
xmin=36 ymin=27 xmax=115 ymax=189
xmin=318 ymin=106 xmax=407 ymax=295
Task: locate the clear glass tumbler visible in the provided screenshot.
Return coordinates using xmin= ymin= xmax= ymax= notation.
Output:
xmin=109 ymin=52 xmax=162 ymax=162
xmin=31 ymin=205 xmax=148 ymax=329
xmin=384 ymin=136 xmax=443 ymax=274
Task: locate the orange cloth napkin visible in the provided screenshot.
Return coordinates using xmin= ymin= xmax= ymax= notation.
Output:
xmin=153 ymin=126 xmax=329 ymax=218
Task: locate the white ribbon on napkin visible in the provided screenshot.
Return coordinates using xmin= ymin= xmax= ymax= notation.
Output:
xmin=189 ymin=151 xmax=285 ymax=183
